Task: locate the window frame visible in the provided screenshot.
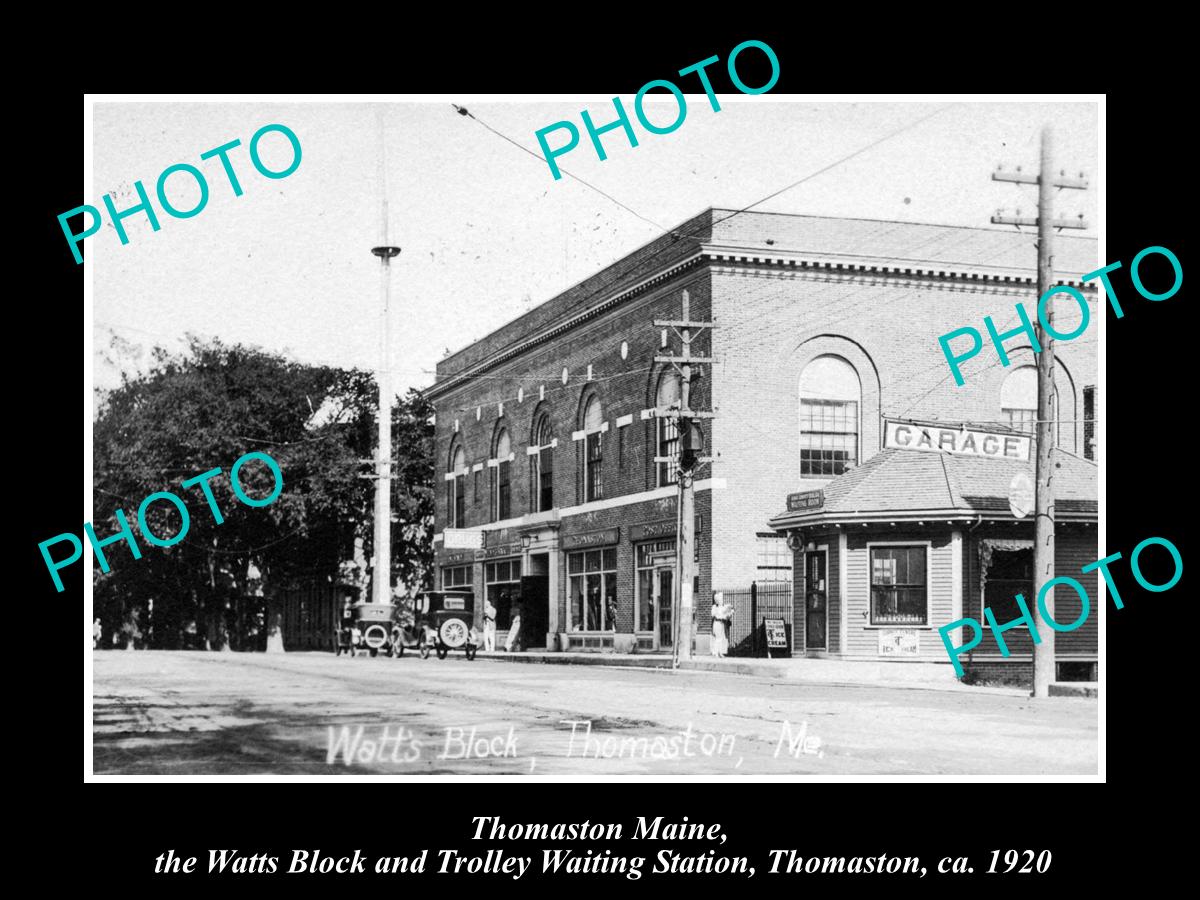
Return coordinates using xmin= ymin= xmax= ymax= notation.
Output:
xmin=579 ymin=396 xmax=605 ymax=504
xmin=566 ymin=547 xmax=618 ymax=632
xmin=799 ymin=397 xmax=860 ymax=478
xmin=866 ymin=541 xmax=931 ymax=627
xmin=755 ymin=532 xmax=794 ymax=584
xmin=447 ymin=446 xmax=467 ymax=528
xmin=530 ymin=415 xmax=555 ymax=512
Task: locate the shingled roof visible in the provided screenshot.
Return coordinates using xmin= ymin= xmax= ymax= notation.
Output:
xmin=768 ymin=447 xmax=1097 ymax=529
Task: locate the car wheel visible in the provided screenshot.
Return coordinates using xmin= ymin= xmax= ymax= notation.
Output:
xmin=439 ymin=617 xmax=470 ymax=649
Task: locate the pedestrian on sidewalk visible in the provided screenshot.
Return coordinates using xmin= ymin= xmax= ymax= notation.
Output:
xmin=711 ymin=596 xmax=732 ymax=658
xmin=505 ymin=599 xmax=523 ymax=653
xmin=483 ymin=598 xmax=497 ymax=651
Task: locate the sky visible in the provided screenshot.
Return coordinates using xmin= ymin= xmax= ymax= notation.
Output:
xmin=91 ymin=98 xmax=1098 ymax=396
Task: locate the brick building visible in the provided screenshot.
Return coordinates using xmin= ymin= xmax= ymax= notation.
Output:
xmin=424 ymin=208 xmax=1098 ymax=668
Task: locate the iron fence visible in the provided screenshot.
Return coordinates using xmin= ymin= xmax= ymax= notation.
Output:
xmin=719 ymin=582 xmax=794 ymax=657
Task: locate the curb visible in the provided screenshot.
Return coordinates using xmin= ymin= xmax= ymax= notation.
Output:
xmin=471 ymin=652 xmax=1028 ymax=696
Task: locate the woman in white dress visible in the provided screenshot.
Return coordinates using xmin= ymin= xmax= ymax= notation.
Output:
xmin=710 ymin=598 xmax=732 ymax=657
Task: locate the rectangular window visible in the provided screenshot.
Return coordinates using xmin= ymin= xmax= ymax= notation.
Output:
xmin=1083 ymin=385 xmax=1095 ymax=461
xmin=755 ymin=534 xmax=793 ymax=584
xmin=567 ymin=547 xmax=617 ymax=631
xmin=485 ymin=558 xmax=522 ymax=630
xmin=800 ymin=399 xmax=858 ymax=477
xmin=442 ymin=565 xmax=473 ymax=589
xmin=1003 ymin=407 xmax=1037 ymax=434
xmin=869 ymin=545 xmax=927 ymax=625
xmin=658 ymin=418 xmax=679 ymax=486
xmin=618 ymin=427 xmax=625 ymax=469
xmin=448 ymin=474 xmax=466 ymax=528
xmin=492 ymin=460 xmax=511 ymax=521
xmin=535 ymin=446 xmax=553 ymax=511
xmin=473 ymin=469 xmax=479 ymax=503
xmin=983 ymin=548 xmax=1033 ymax=629
xmin=585 ymin=432 xmax=603 ymax=502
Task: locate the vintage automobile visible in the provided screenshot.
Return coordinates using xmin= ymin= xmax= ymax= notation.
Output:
xmin=337 ymin=602 xmax=404 ymax=657
xmin=414 ymin=590 xmax=479 ymax=660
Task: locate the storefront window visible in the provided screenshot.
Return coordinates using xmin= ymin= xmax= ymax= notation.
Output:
xmin=656 ymin=374 xmax=680 ymax=486
xmin=870 ymin=545 xmax=927 ymax=625
xmin=485 ymin=559 xmax=521 ymax=629
xmin=636 ymin=541 xmax=675 ymax=633
xmin=442 ymin=565 xmax=473 ymax=590
xmin=568 ymin=548 xmax=617 ymax=631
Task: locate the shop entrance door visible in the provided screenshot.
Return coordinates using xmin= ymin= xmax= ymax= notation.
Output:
xmin=654 ymin=567 xmax=674 ymax=651
xmin=520 ymin=571 xmax=549 ymax=650
xmin=804 ymin=550 xmax=828 ymax=651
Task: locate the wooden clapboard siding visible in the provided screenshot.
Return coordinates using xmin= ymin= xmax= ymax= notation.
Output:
xmin=966 ymin=524 xmax=1098 ymax=659
xmin=844 ymin=530 xmax=955 ymax=658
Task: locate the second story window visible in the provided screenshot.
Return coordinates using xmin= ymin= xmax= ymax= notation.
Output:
xmin=447 ymin=445 xmax=466 ymax=528
xmin=582 ymin=397 xmax=604 ymax=503
xmin=491 ymin=428 xmax=512 ymax=521
xmin=531 ymin=415 xmax=554 ymax=512
xmin=799 ymin=355 xmax=860 ymax=478
xmin=656 ymin=373 xmax=680 ymax=486
xmin=1000 ymin=365 xmax=1038 ymax=434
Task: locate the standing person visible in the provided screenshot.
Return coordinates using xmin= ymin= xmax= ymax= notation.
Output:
xmin=483 ymin=597 xmax=497 ymax=652
xmin=92 ymin=618 xmax=101 ymax=649
xmin=710 ymin=596 xmax=732 ymax=658
xmin=505 ymin=598 xmax=523 ymax=653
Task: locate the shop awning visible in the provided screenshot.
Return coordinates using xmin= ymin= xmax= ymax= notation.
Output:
xmin=768 ymin=447 xmax=1096 ymax=530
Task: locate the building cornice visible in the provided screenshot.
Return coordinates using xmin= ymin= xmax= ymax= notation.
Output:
xmin=426 ymin=244 xmax=1096 ymax=401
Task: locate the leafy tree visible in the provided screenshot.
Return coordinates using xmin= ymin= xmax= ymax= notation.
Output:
xmin=92 ymin=337 xmax=434 ymax=652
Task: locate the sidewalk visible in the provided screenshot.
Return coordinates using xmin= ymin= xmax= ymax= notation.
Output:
xmin=473 ymin=649 xmax=1032 ymax=696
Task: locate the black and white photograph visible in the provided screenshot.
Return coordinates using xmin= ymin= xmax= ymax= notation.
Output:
xmin=74 ymin=94 xmax=1113 ymax=779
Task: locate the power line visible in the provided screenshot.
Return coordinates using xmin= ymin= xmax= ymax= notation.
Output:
xmin=434 ymin=103 xmax=963 ymax=388
xmin=451 ymin=104 xmax=666 ymax=232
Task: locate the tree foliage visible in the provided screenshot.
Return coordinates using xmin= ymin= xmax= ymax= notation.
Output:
xmin=92 ymin=337 xmax=433 ymax=650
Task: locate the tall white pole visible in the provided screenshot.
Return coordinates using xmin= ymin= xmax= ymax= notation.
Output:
xmin=372 ymin=112 xmax=401 ymax=607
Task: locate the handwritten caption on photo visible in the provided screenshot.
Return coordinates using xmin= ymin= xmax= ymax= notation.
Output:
xmin=325 ymin=718 xmax=824 ymax=770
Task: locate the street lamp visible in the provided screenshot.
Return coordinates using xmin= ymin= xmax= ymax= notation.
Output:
xmin=371 ymin=241 xmax=401 ymax=608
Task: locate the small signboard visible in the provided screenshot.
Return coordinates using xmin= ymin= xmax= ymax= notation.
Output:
xmin=443 ymin=528 xmax=484 ymax=550
xmin=883 ymin=419 xmax=1031 ymax=461
xmin=1008 ymin=471 xmax=1034 ymax=519
xmin=787 ymin=490 xmax=824 ymax=512
xmin=764 ymin=618 xmax=788 ymax=656
xmin=878 ymin=628 xmax=920 ymax=657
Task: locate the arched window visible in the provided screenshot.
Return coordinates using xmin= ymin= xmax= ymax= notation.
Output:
xmin=531 ymin=414 xmax=554 ymax=512
xmin=1001 ymin=365 xmax=1059 ymax=443
xmin=799 ymin=355 xmax=860 ymax=478
xmin=655 ymin=373 xmax=680 ymax=486
xmin=447 ymin=445 xmax=466 ymax=528
xmin=582 ymin=397 xmax=604 ymax=503
xmin=491 ymin=428 xmax=512 ymax=521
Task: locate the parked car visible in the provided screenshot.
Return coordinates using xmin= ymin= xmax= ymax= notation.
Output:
xmin=414 ymin=590 xmax=479 ymax=660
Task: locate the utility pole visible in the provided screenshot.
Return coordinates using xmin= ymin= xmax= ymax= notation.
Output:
xmin=992 ymin=125 xmax=1088 ymax=698
xmin=371 ymin=207 xmax=400 ymax=607
xmin=653 ymin=289 xmax=715 ymax=666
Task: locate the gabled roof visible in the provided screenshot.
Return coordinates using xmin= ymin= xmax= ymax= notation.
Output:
xmin=768 ymin=447 xmax=1097 ymax=529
